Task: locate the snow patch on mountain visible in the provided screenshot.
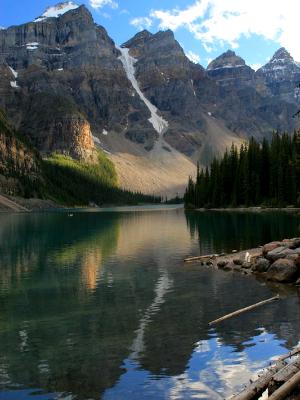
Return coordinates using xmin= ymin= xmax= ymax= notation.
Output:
xmin=35 ymin=2 xmax=79 ymax=22
xmin=26 ymin=42 xmax=39 ymax=50
xmin=117 ymin=45 xmax=168 ymax=135
xmin=207 ymin=64 xmax=245 ymax=71
xmin=8 ymin=66 xmax=19 ymax=88
xmin=8 ymin=66 xmax=18 ymax=79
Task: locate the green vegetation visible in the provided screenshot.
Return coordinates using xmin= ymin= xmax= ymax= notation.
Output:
xmin=42 ymin=152 xmax=161 ymax=206
xmin=185 ymin=132 xmax=300 ymax=208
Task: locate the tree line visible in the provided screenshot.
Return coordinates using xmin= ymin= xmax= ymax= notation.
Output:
xmin=184 ymin=132 xmax=300 ymax=208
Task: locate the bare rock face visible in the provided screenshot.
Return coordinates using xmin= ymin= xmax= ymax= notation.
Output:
xmin=267 ymin=258 xmax=299 ymax=282
xmin=206 ymin=50 xmax=298 ymax=139
xmin=123 ymin=29 xmax=208 ymax=156
xmin=256 ymin=48 xmax=300 ymax=105
xmin=37 ymin=116 xmax=95 ymax=160
xmin=0 ymin=4 xmax=151 ymax=158
xmin=207 ymin=50 xmax=254 ymax=87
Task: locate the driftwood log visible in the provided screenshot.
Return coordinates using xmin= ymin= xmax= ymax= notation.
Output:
xmin=230 ymin=361 xmax=287 ymax=400
xmin=268 ymin=357 xmax=300 ymax=394
xmin=209 ymin=295 xmax=280 ymax=326
xmin=184 ymin=254 xmax=219 ymax=262
xmin=267 ymin=370 xmax=300 ymax=400
xmin=230 ymin=351 xmax=300 ymax=400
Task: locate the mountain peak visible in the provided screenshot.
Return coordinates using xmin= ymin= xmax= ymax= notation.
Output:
xmin=122 ymin=30 xmax=153 ymax=48
xmin=207 ymin=50 xmax=246 ymax=70
xmin=35 ymin=2 xmax=80 ymax=22
xmin=269 ymin=47 xmax=294 ymax=63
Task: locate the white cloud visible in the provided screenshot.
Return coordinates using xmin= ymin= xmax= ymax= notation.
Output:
xmin=89 ymin=0 xmax=118 ymax=10
xmin=130 ymin=16 xmax=153 ymax=30
xmin=146 ymin=0 xmax=300 ymax=61
xmin=186 ymin=50 xmax=201 ymax=63
xmin=250 ymin=63 xmax=262 ymax=71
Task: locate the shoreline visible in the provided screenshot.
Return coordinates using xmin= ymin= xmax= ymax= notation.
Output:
xmin=185 ymin=238 xmax=300 ymax=288
xmin=194 ymin=207 xmax=300 ymax=212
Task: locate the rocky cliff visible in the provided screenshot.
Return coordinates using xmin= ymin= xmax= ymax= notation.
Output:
xmin=0 ymin=109 xmax=41 ymax=197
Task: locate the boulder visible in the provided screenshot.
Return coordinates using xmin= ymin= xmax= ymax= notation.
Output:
xmin=217 ymin=260 xmax=228 ymax=268
xmin=253 ymin=258 xmax=270 ymax=273
xmin=286 ymin=254 xmax=299 ymax=262
xmin=289 ymin=238 xmax=300 ymax=249
xmin=267 ymin=258 xmax=299 ymax=282
xmin=242 ymin=261 xmax=252 ymax=269
xmin=233 ymin=258 xmax=243 ymax=265
xmin=224 ymin=262 xmax=235 ymax=271
xmin=282 ymin=239 xmax=295 ymax=247
xmin=266 ymin=246 xmax=294 ymax=262
xmin=263 ymin=242 xmax=281 ymax=256
xmin=296 ymin=255 xmax=300 ymax=268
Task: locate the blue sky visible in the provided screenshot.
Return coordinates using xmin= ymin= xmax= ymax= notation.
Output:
xmin=0 ymin=0 xmax=297 ymax=69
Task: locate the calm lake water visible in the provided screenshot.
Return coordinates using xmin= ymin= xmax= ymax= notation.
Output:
xmin=0 ymin=206 xmax=300 ymax=400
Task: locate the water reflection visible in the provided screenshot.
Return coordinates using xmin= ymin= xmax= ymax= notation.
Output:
xmin=0 ymin=208 xmax=299 ymax=399
xmin=185 ymin=210 xmax=300 ymax=254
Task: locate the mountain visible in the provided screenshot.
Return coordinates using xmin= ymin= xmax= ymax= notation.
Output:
xmin=256 ymin=47 xmax=300 ymax=104
xmin=206 ymin=50 xmax=298 ymax=139
xmin=0 ymin=2 xmax=299 ymax=198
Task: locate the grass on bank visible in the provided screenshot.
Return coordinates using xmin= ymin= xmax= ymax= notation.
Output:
xmin=42 ymin=152 xmax=161 ymax=206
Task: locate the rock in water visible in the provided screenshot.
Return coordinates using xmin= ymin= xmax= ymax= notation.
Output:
xmin=253 ymin=258 xmax=270 ymax=273
xmin=267 ymin=259 xmax=299 ymax=282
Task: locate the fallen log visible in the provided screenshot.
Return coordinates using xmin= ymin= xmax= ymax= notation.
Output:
xmin=268 ymin=356 xmax=300 ymax=394
xmin=230 ymin=349 xmax=300 ymax=400
xmin=209 ymin=295 xmax=280 ymax=326
xmin=276 ymin=346 xmax=300 ymax=362
xmin=184 ymin=254 xmax=219 ymax=262
xmin=268 ymin=370 xmax=300 ymax=400
xmin=230 ymin=360 xmax=287 ymax=400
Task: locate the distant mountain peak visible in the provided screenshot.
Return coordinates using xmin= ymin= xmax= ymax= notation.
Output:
xmin=207 ymin=50 xmax=246 ymax=70
xmin=269 ymin=47 xmax=294 ymax=63
xmin=258 ymin=47 xmax=300 ymax=76
xmin=35 ymin=2 xmax=80 ymax=22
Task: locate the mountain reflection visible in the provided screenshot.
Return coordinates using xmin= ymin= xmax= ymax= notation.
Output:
xmin=0 ymin=208 xmax=299 ymax=399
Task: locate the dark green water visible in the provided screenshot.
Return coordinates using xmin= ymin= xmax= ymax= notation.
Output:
xmin=0 ymin=206 xmax=299 ymax=400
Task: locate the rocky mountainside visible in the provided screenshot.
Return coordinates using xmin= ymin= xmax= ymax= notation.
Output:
xmin=256 ymin=47 xmax=300 ymax=104
xmin=0 ymin=109 xmax=42 ymax=197
xmin=0 ymin=2 xmax=299 ymax=197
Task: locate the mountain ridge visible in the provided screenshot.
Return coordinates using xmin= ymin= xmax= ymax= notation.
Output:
xmin=0 ymin=2 xmax=299 ymax=198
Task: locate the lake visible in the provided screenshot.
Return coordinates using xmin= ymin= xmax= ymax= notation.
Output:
xmin=0 ymin=206 xmax=299 ymax=400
